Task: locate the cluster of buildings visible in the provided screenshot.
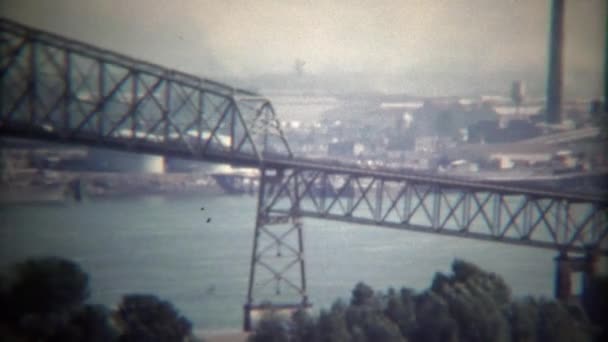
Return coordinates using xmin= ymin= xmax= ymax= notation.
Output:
xmin=278 ymin=89 xmax=604 ymax=175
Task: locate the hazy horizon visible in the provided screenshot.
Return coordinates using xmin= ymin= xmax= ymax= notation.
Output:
xmin=2 ymin=0 xmax=605 ymax=97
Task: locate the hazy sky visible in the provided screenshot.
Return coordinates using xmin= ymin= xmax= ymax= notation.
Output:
xmin=2 ymin=0 xmax=605 ymax=96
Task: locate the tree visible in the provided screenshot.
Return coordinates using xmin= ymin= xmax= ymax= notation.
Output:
xmin=428 ymin=259 xmax=512 ymax=342
xmin=384 ymin=288 xmax=417 ymax=337
xmin=345 ymin=305 xmax=404 ymax=342
xmin=0 ymin=257 xmax=109 ymax=341
xmin=0 ymin=257 xmax=204 ymax=342
xmin=248 ymin=259 xmax=602 ymax=342
xmin=351 ymin=282 xmax=375 ymax=307
xmin=6 ymin=257 xmax=90 ymax=317
xmin=536 ymin=300 xmax=592 ymax=342
xmin=507 ymin=297 xmax=539 ymax=342
xmin=115 ymin=294 xmax=193 ymax=342
xmin=47 ymin=304 xmax=118 ymax=342
xmin=412 ymin=292 xmax=458 ymax=342
xmin=317 ymin=301 xmax=352 ymax=342
xmin=291 ymin=309 xmax=317 ymax=342
xmin=248 ymin=313 xmax=290 ymax=342
xmin=451 ymin=259 xmax=511 ymax=305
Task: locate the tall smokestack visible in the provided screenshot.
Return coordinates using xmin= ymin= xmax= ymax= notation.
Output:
xmin=546 ymin=0 xmax=565 ymax=124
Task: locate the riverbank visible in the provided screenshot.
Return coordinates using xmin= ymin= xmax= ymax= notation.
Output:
xmin=79 ymin=171 xmax=223 ymax=197
xmin=0 ymin=169 xmax=227 ymax=204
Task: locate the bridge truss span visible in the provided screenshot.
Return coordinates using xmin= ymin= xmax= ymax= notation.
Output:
xmin=263 ymin=166 xmax=608 ymax=254
xmin=244 ymin=164 xmax=608 ymax=328
xmin=0 ymin=18 xmax=292 ymax=164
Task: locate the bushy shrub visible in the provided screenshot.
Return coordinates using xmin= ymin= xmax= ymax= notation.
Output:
xmin=250 ymin=259 xmax=599 ymax=342
xmin=0 ymin=257 xmax=197 ymax=342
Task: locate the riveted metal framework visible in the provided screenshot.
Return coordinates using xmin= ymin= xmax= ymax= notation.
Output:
xmin=0 ymin=18 xmax=292 ymax=164
xmin=2 ymin=17 xmax=608 ymax=332
xmin=259 ymin=166 xmax=608 ymax=254
xmin=243 ymin=167 xmax=310 ymax=330
xmin=243 ymin=164 xmax=607 ymax=329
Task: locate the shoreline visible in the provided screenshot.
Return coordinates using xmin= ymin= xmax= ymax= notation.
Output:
xmin=0 ymin=169 xmax=238 ymax=205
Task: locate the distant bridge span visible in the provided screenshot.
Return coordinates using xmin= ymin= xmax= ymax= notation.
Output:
xmin=1 ymin=18 xmax=606 ymax=329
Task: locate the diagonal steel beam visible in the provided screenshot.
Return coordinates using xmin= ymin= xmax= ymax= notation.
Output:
xmin=438 ymin=190 xmax=466 ymax=230
xmin=405 ymin=184 xmax=433 ymax=224
xmin=500 ymin=196 xmax=528 ymax=238
xmin=263 ymin=171 xmax=296 ymax=213
xmin=530 ymin=199 xmax=559 ymax=243
xmin=201 ymin=99 xmax=234 ymax=154
xmin=0 ymin=36 xmax=28 ymax=78
xmin=323 ymin=175 xmax=354 ymax=216
xmin=290 ymin=171 xmax=322 ymax=213
xmin=526 ymin=199 xmax=556 ymax=240
xmin=347 ymin=177 xmax=376 ymax=217
xmin=75 ymin=69 xmax=133 ymax=133
xmin=567 ymin=206 xmax=599 ymax=247
xmin=469 ymin=192 xmax=493 ymax=233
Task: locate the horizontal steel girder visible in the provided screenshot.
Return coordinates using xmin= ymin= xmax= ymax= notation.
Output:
xmin=259 ymin=167 xmax=608 ymax=255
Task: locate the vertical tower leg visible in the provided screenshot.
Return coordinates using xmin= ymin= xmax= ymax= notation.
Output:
xmin=554 ymin=251 xmax=572 ymax=300
xmin=554 ymin=249 xmax=600 ymax=302
xmin=243 ymin=168 xmax=310 ymax=331
xmin=582 ymin=249 xmax=599 ymax=298
xmin=243 ymin=167 xmax=268 ymax=332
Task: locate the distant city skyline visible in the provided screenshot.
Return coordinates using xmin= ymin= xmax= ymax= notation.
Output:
xmin=2 ymin=0 xmax=605 ymax=97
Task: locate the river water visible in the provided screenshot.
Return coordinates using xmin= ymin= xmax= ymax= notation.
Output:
xmin=0 ymin=192 xmax=558 ymax=331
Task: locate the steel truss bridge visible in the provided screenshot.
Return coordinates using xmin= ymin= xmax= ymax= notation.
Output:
xmin=1 ymin=18 xmax=607 ymax=330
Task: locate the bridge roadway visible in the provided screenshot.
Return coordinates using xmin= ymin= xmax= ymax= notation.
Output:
xmin=1 ymin=119 xmax=606 ymax=206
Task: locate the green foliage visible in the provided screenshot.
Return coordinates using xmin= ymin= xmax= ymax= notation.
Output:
xmin=0 ymin=257 xmax=199 ymax=342
xmin=115 ymin=294 xmax=193 ymax=342
xmin=345 ymin=306 xmax=404 ymax=342
xmin=450 ymin=259 xmax=511 ymax=305
xmin=430 ymin=259 xmax=511 ymax=342
xmin=351 ymin=282 xmax=375 ymax=307
xmin=317 ymin=301 xmax=351 ymax=342
xmin=536 ymin=300 xmax=592 ymax=342
xmin=0 ymin=257 xmax=113 ymax=341
xmin=251 ymin=259 xmax=600 ymax=342
xmin=291 ymin=309 xmax=318 ymax=342
xmin=412 ymin=291 xmax=459 ymax=342
xmin=47 ymin=304 xmax=118 ymax=342
xmin=507 ymin=297 xmax=540 ymax=342
xmin=3 ymin=256 xmax=599 ymax=341
xmin=6 ymin=257 xmax=90 ymax=317
xmin=383 ymin=288 xmax=417 ymax=337
xmin=248 ymin=313 xmax=290 ymax=342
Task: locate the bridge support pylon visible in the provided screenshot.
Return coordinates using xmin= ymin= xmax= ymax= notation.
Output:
xmin=243 ymin=167 xmax=310 ymax=331
xmin=554 ymin=249 xmax=599 ymax=301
